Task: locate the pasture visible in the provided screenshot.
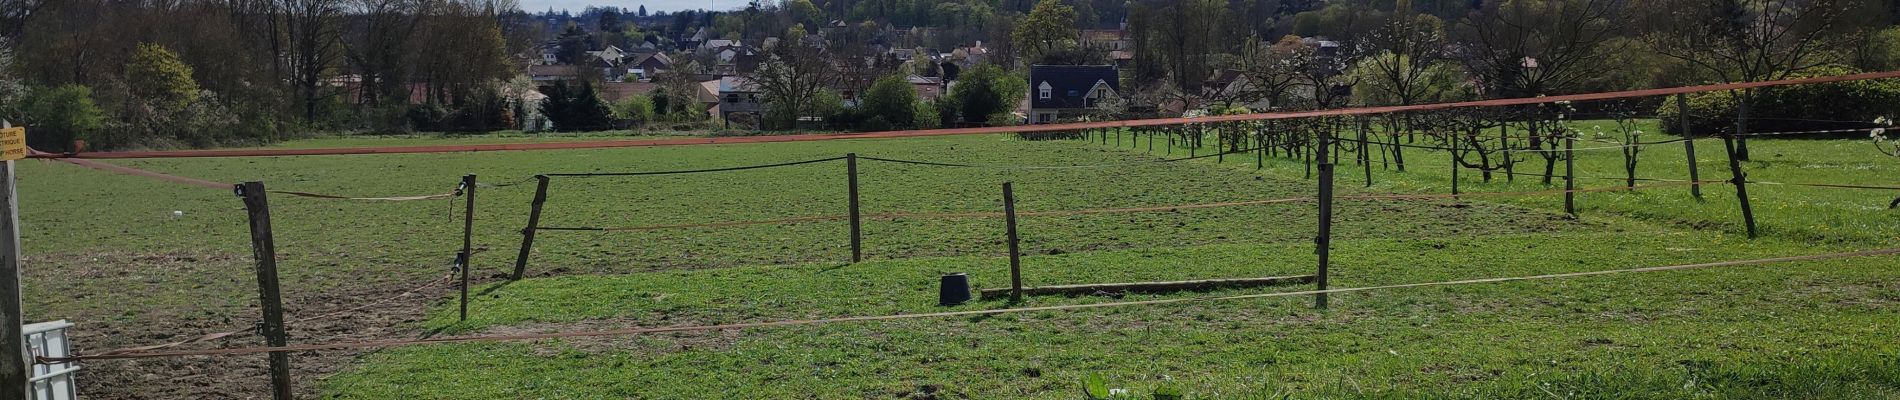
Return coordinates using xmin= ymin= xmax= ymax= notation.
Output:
xmin=16 ymin=127 xmax=1900 ymax=398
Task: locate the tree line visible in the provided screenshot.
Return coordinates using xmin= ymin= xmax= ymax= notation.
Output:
xmin=0 ymin=0 xmax=526 ymax=151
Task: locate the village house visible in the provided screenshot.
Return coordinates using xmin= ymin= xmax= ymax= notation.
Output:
xmin=908 ymin=75 xmax=944 ymax=102
xmin=1028 ymin=65 xmax=1119 ymax=124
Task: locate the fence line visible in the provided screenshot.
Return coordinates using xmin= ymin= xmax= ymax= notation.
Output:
xmin=30 ymin=70 xmax=1900 ymax=160
xmin=859 ymin=146 xmax=1263 ymax=170
xmin=533 ymin=181 xmax=1726 ymax=234
xmin=45 ymin=246 xmax=1900 ymax=363
xmin=544 ymin=157 xmax=847 ymax=177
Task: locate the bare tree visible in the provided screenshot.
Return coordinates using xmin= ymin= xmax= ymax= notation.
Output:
xmin=342 ymin=0 xmax=420 ymax=107
xmin=282 ymin=0 xmax=345 ymax=121
xmin=1456 ymin=0 xmax=1622 ymax=182
xmin=1456 ymin=0 xmax=1624 ymax=99
xmin=1644 ymin=0 xmax=1853 ymax=160
xmin=753 ymin=42 xmax=836 ymax=130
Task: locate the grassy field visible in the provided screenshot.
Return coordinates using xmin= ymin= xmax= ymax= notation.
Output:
xmin=18 ymin=126 xmax=1900 ymax=398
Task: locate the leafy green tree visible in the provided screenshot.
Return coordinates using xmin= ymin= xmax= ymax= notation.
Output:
xmin=1863 ymin=27 xmax=1900 ymax=71
xmin=783 ymin=0 xmax=824 ymax=27
xmin=125 ymin=42 xmax=201 ymax=113
xmin=810 ymin=89 xmax=845 ymax=121
xmin=613 ymin=94 xmax=656 ymax=125
xmin=914 ymin=100 xmax=942 ymax=129
xmin=948 ymin=64 xmax=1026 ymax=124
xmin=861 ymin=75 xmax=919 ymax=129
xmin=1348 ymin=53 xmax=1468 ymax=105
xmin=1012 ymin=0 xmax=1078 ymax=64
xmin=19 ymin=84 xmax=104 ymax=151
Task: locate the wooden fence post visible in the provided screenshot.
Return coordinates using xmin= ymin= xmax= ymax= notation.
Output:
xmin=1314 ymin=129 xmax=1335 ymax=309
xmin=847 ymin=153 xmax=863 ymax=263
xmin=512 ymin=175 xmax=550 ymax=280
xmin=1256 ymin=126 xmax=1265 ymax=170
xmin=1722 ymin=134 xmax=1759 ymax=238
xmin=0 ymin=122 xmax=29 ymax=400
xmin=1677 ymin=94 xmax=1703 ymax=200
xmin=1564 ymin=131 xmax=1577 ymax=216
xmin=458 ymin=174 xmax=476 ymax=321
xmin=1450 ymin=135 xmax=1461 ymax=198
xmin=1003 ymin=182 xmax=1023 ymax=303
xmin=236 ymin=182 xmax=293 ymax=400
xmin=1358 ymin=118 xmax=1372 ymax=187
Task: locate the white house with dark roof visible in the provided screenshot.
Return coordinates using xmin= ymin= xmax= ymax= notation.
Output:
xmin=1028 ymin=65 xmax=1119 ymax=124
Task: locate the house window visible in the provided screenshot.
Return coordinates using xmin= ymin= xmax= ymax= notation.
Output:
xmin=1037 ymin=113 xmax=1053 ymax=123
xmin=1066 ymin=90 xmax=1079 ymax=97
xmin=1038 ymin=82 xmax=1052 ymax=99
xmin=726 ymin=94 xmax=740 ymax=103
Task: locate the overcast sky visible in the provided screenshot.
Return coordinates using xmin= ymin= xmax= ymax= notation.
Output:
xmin=517 ymin=0 xmax=740 ymax=13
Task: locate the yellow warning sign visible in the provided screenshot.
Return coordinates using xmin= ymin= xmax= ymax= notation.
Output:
xmin=0 ymin=128 xmax=25 ymax=161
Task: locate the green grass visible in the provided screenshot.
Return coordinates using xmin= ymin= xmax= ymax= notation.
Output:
xmin=327 ymin=231 xmax=1900 ymax=398
xmin=18 ymin=127 xmax=1900 ymax=399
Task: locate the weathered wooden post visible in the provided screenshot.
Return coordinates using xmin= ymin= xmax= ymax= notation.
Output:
xmin=1564 ymin=130 xmax=1577 ymax=216
xmin=1723 ymin=134 xmax=1759 ymax=238
xmin=1314 ymin=128 xmax=1336 ymax=309
xmin=512 ymin=175 xmax=551 ymax=280
xmin=847 ymin=153 xmax=863 ymax=263
xmin=1677 ymin=94 xmax=1703 ymax=199
xmin=1359 ymin=117 xmax=1372 ymax=187
xmin=236 ymin=182 xmax=293 ymax=400
xmin=0 ymin=121 xmax=28 ymax=400
xmin=1003 ymin=182 xmax=1023 ymax=303
xmin=458 ymin=174 xmax=476 ymax=321
xmin=1450 ymin=135 xmax=1461 ymax=198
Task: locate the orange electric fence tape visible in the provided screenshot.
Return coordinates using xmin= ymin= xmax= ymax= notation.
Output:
xmin=43 ymin=247 xmax=1900 ymax=363
xmin=28 ymin=70 xmax=1900 ymax=160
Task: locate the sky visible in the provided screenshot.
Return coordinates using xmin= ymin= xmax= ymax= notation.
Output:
xmin=518 ymin=0 xmax=739 ymax=13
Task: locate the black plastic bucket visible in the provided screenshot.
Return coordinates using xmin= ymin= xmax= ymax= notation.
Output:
xmin=939 ymin=273 xmax=972 ymax=306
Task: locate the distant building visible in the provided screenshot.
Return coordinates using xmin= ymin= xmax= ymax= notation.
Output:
xmin=1028 ymin=65 xmax=1119 ymax=124
xmin=623 ymin=52 xmax=673 ymax=81
xmin=1079 ymin=29 xmax=1128 ymax=51
xmin=718 ymin=76 xmax=764 ymax=117
xmin=527 ymin=65 xmax=582 ymax=82
xmin=907 ymin=75 xmax=944 ymax=102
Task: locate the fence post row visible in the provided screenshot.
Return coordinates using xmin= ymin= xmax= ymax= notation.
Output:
xmin=1677 ymin=94 xmax=1703 ymax=200
xmin=847 ymin=153 xmax=863 ymax=263
xmin=235 ymin=182 xmax=294 ymax=400
xmin=458 ymin=174 xmax=476 ymax=321
xmin=512 ymin=175 xmax=551 ymax=280
xmin=1314 ymin=129 xmax=1336 ymax=310
xmin=1003 ymin=182 xmax=1023 ymax=304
